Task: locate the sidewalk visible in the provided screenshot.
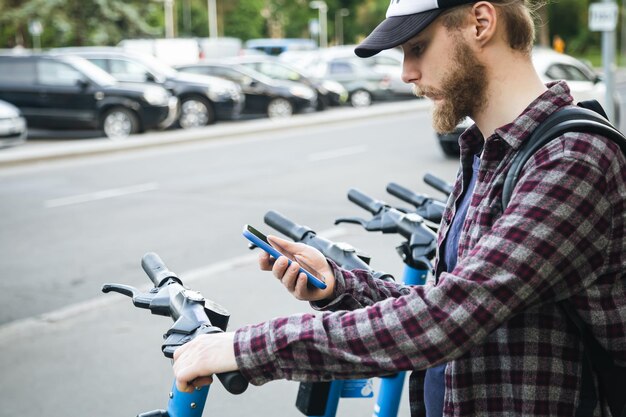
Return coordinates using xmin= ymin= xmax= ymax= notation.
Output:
xmin=0 ymin=100 xmax=429 ymax=167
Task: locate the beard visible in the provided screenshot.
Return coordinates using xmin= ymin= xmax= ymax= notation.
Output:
xmin=413 ymin=36 xmax=488 ymax=134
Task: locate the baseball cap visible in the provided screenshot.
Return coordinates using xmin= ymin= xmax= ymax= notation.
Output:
xmin=355 ymin=0 xmax=476 ymax=58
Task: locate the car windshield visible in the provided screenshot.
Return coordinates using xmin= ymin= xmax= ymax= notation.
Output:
xmin=64 ymin=56 xmax=117 ymax=86
xmin=132 ymin=53 xmax=178 ymax=78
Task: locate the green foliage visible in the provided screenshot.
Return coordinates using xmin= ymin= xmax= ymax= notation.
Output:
xmin=0 ymin=0 xmax=622 ymax=55
xmin=0 ymin=0 xmax=161 ymax=48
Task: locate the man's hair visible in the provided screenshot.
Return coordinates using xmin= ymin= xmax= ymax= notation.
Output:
xmin=441 ymin=1 xmax=541 ymax=54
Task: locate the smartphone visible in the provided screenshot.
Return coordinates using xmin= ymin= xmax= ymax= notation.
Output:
xmin=242 ymin=224 xmax=327 ymax=289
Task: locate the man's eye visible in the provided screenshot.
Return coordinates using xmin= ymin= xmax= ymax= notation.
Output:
xmin=411 ymin=44 xmax=424 ymax=56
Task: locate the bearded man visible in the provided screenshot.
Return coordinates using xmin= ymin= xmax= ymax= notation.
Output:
xmin=173 ymin=2 xmax=626 ymax=416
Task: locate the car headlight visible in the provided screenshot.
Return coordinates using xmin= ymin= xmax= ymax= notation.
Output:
xmin=321 ymin=80 xmax=346 ymax=95
xmin=143 ymin=87 xmax=170 ymax=106
xmin=289 ymin=86 xmax=315 ymax=100
xmin=208 ymin=84 xmax=242 ymax=101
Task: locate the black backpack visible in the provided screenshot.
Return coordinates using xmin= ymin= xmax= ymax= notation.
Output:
xmin=502 ymin=101 xmax=626 ymax=417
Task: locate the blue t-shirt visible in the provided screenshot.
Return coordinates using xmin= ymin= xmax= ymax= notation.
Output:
xmin=424 ymin=155 xmax=481 ymax=417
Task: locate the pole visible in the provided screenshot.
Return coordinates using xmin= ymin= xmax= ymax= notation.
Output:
xmin=320 ymin=4 xmax=327 ymax=48
xmin=208 ymin=0 xmax=218 ymax=39
xmin=335 ymin=9 xmax=349 ymax=46
xmin=164 ymin=0 xmax=175 ymax=38
xmin=602 ymin=0 xmax=616 ymax=122
xmin=310 ymin=1 xmax=327 ymax=48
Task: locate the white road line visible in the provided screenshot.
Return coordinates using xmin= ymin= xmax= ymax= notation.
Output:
xmin=44 ymin=182 xmax=159 ymax=208
xmin=308 ymin=145 xmax=369 ymax=161
xmin=0 ymin=226 xmax=349 ymax=342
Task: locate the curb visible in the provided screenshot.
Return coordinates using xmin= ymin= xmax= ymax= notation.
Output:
xmin=0 ymin=100 xmax=430 ymax=167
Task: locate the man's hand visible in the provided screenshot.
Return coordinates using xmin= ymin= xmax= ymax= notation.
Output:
xmin=173 ymin=332 xmax=238 ymax=393
xmin=258 ymin=235 xmax=335 ymax=301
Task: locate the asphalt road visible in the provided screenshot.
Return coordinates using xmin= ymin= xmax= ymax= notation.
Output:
xmin=0 ymin=102 xmax=460 ymax=417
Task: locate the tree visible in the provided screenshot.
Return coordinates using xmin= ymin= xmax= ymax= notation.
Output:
xmin=0 ymin=0 xmax=161 ymax=48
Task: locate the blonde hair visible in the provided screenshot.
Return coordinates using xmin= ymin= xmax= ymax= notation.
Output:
xmin=441 ymin=1 xmax=542 ymax=54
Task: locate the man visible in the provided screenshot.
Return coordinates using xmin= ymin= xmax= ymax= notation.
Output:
xmin=173 ymin=1 xmax=626 ymax=416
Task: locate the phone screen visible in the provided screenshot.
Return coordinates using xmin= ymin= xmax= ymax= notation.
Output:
xmin=244 ymin=225 xmax=326 ymax=286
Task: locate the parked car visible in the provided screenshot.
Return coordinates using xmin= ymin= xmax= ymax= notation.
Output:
xmin=436 ymin=47 xmax=622 ymax=157
xmin=0 ymin=99 xmax=27 ymax=148
xmin=226 ymin=55 xmax=348 ymax=109
xmin=0 ymin=53 xmax=176 ymax=139
xmin=280 ymin=51 xmax=393 ymax=107
xmin=244 ymin=38 xmax=317 ymax=56
xmin=314 ymin=46 xmax=414 ymax=97
xmin=51 ymin=47 xmax=244 ymax=129
xmin=176 ymin=62 xmax=317 ymax=118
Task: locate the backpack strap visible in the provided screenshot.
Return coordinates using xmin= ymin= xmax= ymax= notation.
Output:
xmin=502 ymin=103 xmax=626 ymax=209
xmin=501 ymin=100 xmax=626 ymax=416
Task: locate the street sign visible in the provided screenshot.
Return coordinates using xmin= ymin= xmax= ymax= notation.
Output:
xmin=589 ymin=2 xmax=619 ymax=32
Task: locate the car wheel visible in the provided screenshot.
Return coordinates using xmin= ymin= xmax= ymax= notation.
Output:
xmin=350 ymin=89 xmax=372 ymax=108
xmin=267 ymin=98 xmax=294 ymax=118
xmin=439 ymin=140 xmax=460 ymax=157
xmin=102 ymin=107 xmax=139 ymax=140
xmin=179 ymin=97 xmax=215 ymax=128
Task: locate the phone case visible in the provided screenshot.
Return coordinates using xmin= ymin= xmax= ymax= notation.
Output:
xmin=243 ymin=225 xmax=327 ymax=289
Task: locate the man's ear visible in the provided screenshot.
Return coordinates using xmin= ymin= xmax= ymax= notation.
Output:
xmin=470 ymin=2 xmax=498 ymax=47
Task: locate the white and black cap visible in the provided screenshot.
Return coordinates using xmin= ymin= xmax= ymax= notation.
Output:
xmin=355 ymin=0 xmax=476 ymax=58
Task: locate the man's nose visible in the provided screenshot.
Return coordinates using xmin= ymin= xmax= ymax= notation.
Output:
xmin=401 ymin=56 xmax=420 ymax=84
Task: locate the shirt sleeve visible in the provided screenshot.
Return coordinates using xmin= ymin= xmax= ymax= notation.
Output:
xmin=233 ymin=139 xmax=617 ymax=386
xmin=308 ymin=259 xmax=414 ymax=311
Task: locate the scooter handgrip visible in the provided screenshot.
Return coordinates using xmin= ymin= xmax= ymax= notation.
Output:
xmin=141 ymin=252 xmax=179 ymax=287
xmin=264 ymin=210 xmax=312 ymax=241
xmin=217 ymin=370 xmax=249 ymax=395
xmin=386 ymin=182 xmax=428 ymax=207
xmin=423 ymin=173 xmax=453 ymax=196
xmin=347 ymin=188 xmax=385 ymax=214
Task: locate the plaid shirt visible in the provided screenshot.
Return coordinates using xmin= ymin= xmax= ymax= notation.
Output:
xmin=234 ymin=82 xmax=626 ymax=417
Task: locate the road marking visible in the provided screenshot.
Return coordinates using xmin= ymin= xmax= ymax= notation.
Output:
xmin=308 ymin=145 xmax=369 ymax=161
xmin=0 ymin=226 xmax=349 ymax=342
xmin=44 ymin=182 xmax=159 ymax=208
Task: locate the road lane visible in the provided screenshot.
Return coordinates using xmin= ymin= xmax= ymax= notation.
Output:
xmin=0 ymin=108 xmax=457 ymax=325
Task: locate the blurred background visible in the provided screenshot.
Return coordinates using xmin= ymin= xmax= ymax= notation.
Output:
xmin=0 ymin=1 xmax=624 ymax=416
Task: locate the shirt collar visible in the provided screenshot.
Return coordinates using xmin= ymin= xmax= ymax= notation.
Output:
xmin=493 ymin=81 xmax=573 ymax=149
xmin=458 ymin=81 xmax=574 ymax=156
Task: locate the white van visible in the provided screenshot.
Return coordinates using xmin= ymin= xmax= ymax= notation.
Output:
xmin=118 ymin=38 xmax=201 ymax=66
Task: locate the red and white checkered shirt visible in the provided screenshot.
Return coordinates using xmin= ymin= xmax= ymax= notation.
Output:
xmin=234 ymin=81 xmax=626 ymax=417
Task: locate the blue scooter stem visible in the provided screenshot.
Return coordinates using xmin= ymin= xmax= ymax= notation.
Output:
xmin=167 ymin=381 xmax=209 ymax=417
xmin=373 ymin=264 xmax=427 ymax=417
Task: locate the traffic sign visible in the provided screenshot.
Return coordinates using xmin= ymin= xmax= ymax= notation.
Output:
xmin=589 ymin=2 xmax=619 ymax=32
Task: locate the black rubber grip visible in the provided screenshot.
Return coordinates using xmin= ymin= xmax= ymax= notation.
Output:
xmin=386 ymin=182 xmax=427 ymax=207
xmin=217 ymin=370 xmax=249 ymax=395
xmin=141 ymin=252 xmax=179 ymax=287
xmin=264 ymin=210 xmax=312 ymax=241
xmin=347 ymin=188 xmax=385 ymax=214
xmin=423 ymin=173 xmax=453 ymax=196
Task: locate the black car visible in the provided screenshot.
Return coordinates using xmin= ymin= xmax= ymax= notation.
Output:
xmin=0 ymin=54 xmax=176 ymax=139
xmin=227 ymin=56 xmax=348 ymax=110
xmin=0 ymin=99 xmax=27 ymax=148
xmin=176 ymin=62 xmax=317 ymax=118
xmin=52 ymin=47 xmax=245 ymax=128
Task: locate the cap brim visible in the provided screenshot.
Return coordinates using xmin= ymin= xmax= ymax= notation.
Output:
xmin=355 ymin=10 xmax=443 ymax=58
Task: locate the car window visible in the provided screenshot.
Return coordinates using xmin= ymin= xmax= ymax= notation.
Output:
xmin=88 ymin=58 xmax=109 ymax=72
xmin=179 ymin=66 xmax=206 ymax=75
xmin=328 ymin=61 xmax=353 ymax=75
xmin=0 ymin=60 xmax=36 ymax=84
xmin=251 ymin=62 xmax=301 ymax=81
xmin=109 ymin=59 xmax=151 ymax=82
xmin=38 ymin=61 xmax=84 ymax=86
xmin=209 ymin=67 xmax=251 ymax=84
xmin=546 ymin=63 xmax=593 ymax=82
xmin=373 ymin=56 xmax=400 ymax=66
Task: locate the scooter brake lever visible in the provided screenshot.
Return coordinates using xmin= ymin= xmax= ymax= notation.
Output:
xmin=102 ymin=283 xmax=153 ymax=309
